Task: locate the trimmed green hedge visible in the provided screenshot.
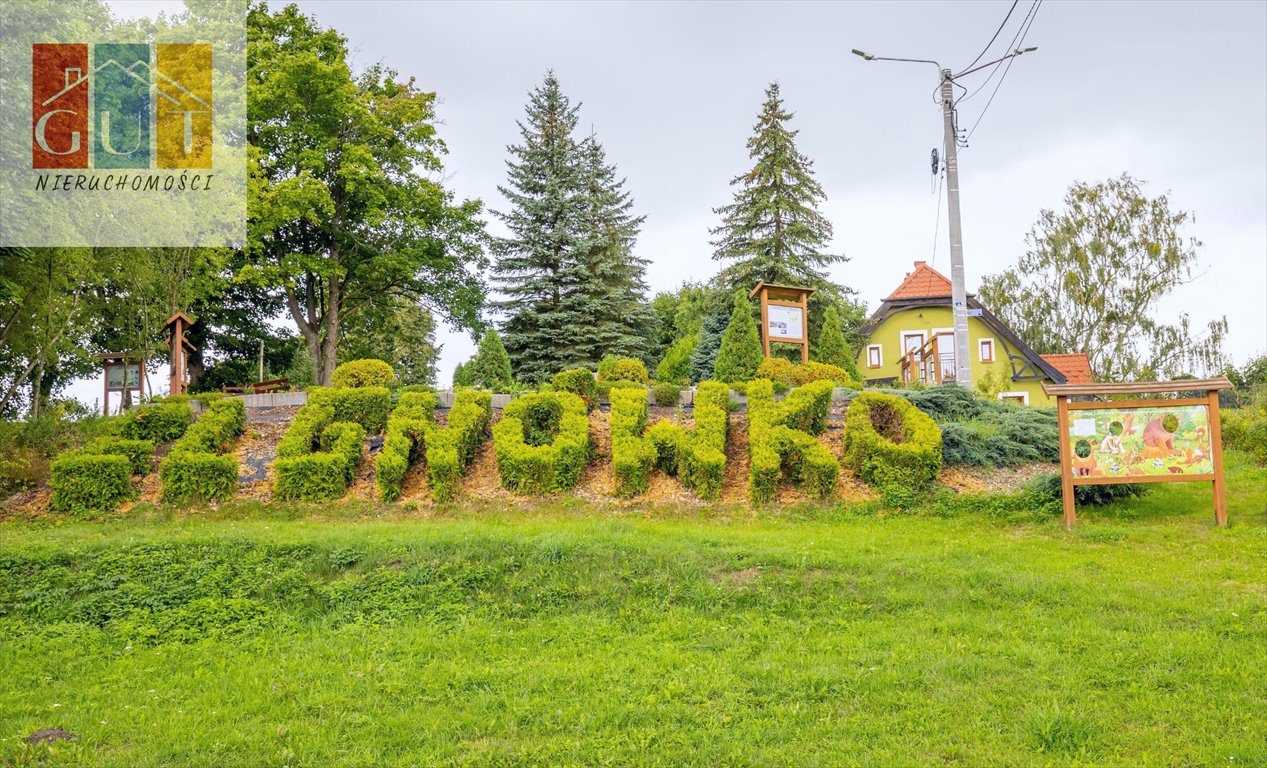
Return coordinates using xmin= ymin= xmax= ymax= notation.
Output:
xmin=424 ymin=390 xmax=492 ymax=502
xmin=552 ymin=368 xmax=598 ymax=411
xmin=159 ymin=398 xmax=246 ymax=505
xmin=494 ymin=391 xmax=590 ymax=494
xmin=331 ymin=358 xmax=396 ymax=389
xmin=641 ymin=381 xmax=730 ymax=501
xmin=597 ymin=356 xmax=649 ymax=384
xmin=610 ymin=387 xmax=657 ymax=497
xmin=83 ymin=437 xmax=154 ymax=475
xmin=375 ymin=390 xmax=438 ymax=502
xmin=307 ymin=386 xmax=392 ymax=434
xmin=747 ymin=379 xmax=838 ymax=503
xmin=49 ymin=452 xmax=134 ymax=513
xmin=117 ymin=401 xmax=193 ymax=443
xmin=274 ymin=392 xmax=377 ymax=502
xmin=843 ymin=391 xmax=942 ymax=490
xmin=651 ymin=382 xmax=681 ymax=407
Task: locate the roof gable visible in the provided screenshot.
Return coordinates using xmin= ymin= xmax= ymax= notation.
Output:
xmin=886 ymin=261 xmax=952 ymax=300
xmin=1041 ymin=353 xmax=1094 ymax=385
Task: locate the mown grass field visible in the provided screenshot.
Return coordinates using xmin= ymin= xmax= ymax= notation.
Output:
xmin=1 ymin=453 xmax=1264 ymax=767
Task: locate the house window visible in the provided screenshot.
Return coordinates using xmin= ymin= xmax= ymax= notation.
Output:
xmin=867 ymin=344 xmax=883 ymax=368
xmin=979 ymin=338 xmax=995 ymax=363
xmin=998 ymin=391 xmax=1029 ymax=406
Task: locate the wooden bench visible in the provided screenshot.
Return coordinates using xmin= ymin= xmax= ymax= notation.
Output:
xmin=222 ymin=377 xmax=292 ymax=395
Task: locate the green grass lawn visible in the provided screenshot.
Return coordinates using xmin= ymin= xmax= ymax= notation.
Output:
xmin=1 ymin=453 xmax=1264 ymax=767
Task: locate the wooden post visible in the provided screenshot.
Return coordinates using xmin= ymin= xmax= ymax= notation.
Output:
xmin=1055 ymin=393 xmax=1075 ymax=529
xmin=102 ymin=364 xmax=109 ymax=417
xmin=759 ymin=286 xmax=770 ymax=358
xmin=1207 ymin=388 xmax=1227 ymax=527
xmin=799 ymin=291 xmax=809 ymax=364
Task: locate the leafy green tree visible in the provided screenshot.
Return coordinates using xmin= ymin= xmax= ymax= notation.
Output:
xmin=339 ymin=297 xmax=441 ymax=386
xmin=467 ymin=329 xmax=513 ymax=391
xmin=713 ymin=291 xmax=764 ymax=383
xmin=244 ymin=4 xmax=487 ymax=386
xmin=980 ymin=174 xmax=1228 ymax=381
xmin=710 ymin=83 xmax=845 ymax=293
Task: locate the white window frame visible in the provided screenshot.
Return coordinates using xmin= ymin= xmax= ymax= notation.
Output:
xmin=900 ymin=331 xmax=927 ymax=355
xmin=866 ymin=344 xmax=883 ymax=368
xmin=998 ymin=391 xmax=1029 ymax=406
xmin=979 ymin=337 xmax=995 ymax=363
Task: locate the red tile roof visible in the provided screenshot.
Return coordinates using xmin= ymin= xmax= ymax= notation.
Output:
xmin=1041 ymin=353 xmax=1094 ymax=385
xmin=886 ymin=261 xmax=953 ymax=300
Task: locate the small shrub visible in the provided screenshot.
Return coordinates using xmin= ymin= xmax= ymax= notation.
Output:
xmin=747 ymin=379 xmax=838 ymax=503
xmin=597 ymin=356 xmax=649 ymax=384
xmin=331 ymin=359 xmax=396 ymax=389
xmin=651 ymin=382 xmax=681 ymax=407
xmin=308 ymin=386 xmax=391 ymax=434
xmin=596 ymin=379 xmax=645 ymax=404
xmin=1030 ymin=473 xmax=1148 ymax=506
xmin=639 ymin=381 xmax=730 ymax=500
xmin=552 ymin=368 xmax=598 ymax=411
xmin=84 ymin=437 xmax=154 ymax=475
xmin=425 ymin=390 xmax=492 ymax=501
xmin=843 ymin=391 xmax=942 ymax=490
xmin=655 ymin=334 xmax=697 ymax=385
xmin=49 ymin=452 xmax=134 ymax=513
xmin=465 ymin=329 xmax=514 ymax=390
xmin=755 ymin=358 xmax=858 ymax=389
xmin=1222 ymin=406 xmax=1267 ymax=466
xmin=160 ymin=452 xmax=238 ymax=504
xmin=375 ymin=390 xmax=437 ymax=502
xmin=117 ymin=401 xmax=193 ymax=443
xmin=610 ymin=387 xmax=656 ymax=497
xmin=713 ymin=290 xmax=763 ymax=383
xmin=493 ymin=391 xmax=590 ymax=494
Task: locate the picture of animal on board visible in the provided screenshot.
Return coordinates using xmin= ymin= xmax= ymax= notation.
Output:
xmin=1066 ymin=405 xmax=1215 ymax=479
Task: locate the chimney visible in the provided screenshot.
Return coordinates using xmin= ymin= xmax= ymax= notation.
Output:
xmin=914 ymin=260 xmax=926 ymax=266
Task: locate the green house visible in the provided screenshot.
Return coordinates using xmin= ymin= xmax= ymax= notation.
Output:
xmin=856 ymin=261 xmax=1092 ymax=407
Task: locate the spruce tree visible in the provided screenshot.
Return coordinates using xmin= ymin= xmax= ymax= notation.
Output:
xmin=689 ymin=312 xmax=728 ymax=383
xmin=709 ymin=82 xmax=845 ymax=293
xmin=573 ymin=136 xmax=656 ymax=365
xmin=713 ymin=291 xmax=764 ymax=383
xmin=491 ymin=72 xmax=590 ymax=383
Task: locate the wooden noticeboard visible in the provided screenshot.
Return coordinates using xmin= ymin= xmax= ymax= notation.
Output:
xmin=749 ymin=282 xmax=814 ymax=364
xmin=1043 ymin=378 xmax=1233 ymax=529
xmin=98 ymin=352 xmax=147 ymax=416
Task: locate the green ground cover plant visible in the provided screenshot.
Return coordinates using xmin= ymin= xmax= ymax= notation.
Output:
xmin=493 ymin=391 xmax=590 ymax=494
xmin=747 ymin=379 xmax=838 ymax=502
xmin=0 ymin=452 xmax=1263 ymax=767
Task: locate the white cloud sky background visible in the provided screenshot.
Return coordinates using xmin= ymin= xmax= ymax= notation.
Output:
xmin=90 ymin=0 xmax=1265 ymax=404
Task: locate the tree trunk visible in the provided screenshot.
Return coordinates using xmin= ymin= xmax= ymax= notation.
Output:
xmin=320 ymin=273 xmax=341 ymax=386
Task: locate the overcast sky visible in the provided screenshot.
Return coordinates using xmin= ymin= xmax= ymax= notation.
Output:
xmin=107 ymin=0 xmax=1266 ymax=395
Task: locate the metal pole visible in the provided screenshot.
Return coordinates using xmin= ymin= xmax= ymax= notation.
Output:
xmin=940 ymin=69 xmax=972 ymax=388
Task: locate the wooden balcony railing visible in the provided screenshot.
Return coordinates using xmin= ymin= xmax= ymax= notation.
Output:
xmin=900 ymin=336 xmax=955 ymax=386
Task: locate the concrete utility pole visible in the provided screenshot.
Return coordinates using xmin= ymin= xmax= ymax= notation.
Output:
xmin=851 ymin=46 xmax=1037 ymax=390
xmin=938 ymin=69 xmax=971 ymax=387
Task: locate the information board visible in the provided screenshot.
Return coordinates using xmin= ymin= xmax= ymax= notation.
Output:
xmin=106 ymin=362 xmax=142 ymax=391
xmin=1065 ymin=403 xmax=1214 ymax=479
xmin=766 ymin=304 xmax=803 ymax=341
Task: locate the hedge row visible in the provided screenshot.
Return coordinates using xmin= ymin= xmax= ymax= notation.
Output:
xmin=493 ymin=391 xmax=590 ymax=494
xmin=159 ymin=398 xmax=246 ymax=505
xmin=274 ymin=388 xmax=386 ymax=501
xmin=375 ymin=389 xmax=491 ymax=502
xmin=551 ymin=368 xmax=598 ymax=411
xmin=117 ymin=401 xmax=193 ymax=443
xmin=610 ymin=387 xmax=656 ymax=497
xmin=843 ymin=391 xmax=943 ymax=490
xmin=747 ymin=379 xmax=838 ymax=503
xmin=49 ymin=434 xmax=155 ymax=513
xmin=641 ymin=380 xmax=730 ymax=501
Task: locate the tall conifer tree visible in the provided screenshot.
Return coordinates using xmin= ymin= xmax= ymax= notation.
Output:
xmin=493 ymin=73 xmax=654 ymax=382
xmin=710 ymin=82 xmax=844 ymax=291
xmin=492 ymin=73 xmax=590 ymax=383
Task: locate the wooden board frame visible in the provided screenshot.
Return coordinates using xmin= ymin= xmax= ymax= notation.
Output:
xmin=98 ymin=352 xmax=147 ymax=416
xmin=1045 ymin=378 xmax=1232 ymax=529
xmin=749 ymin=282 xmax=814 ymax=364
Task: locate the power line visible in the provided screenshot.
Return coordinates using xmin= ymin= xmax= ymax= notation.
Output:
xmin=960 ymin=0 xmax=1019 ymax=73
xmin=957 ymin=0 xmax=1039 ymax=107
xmin=963 ymin=0 xmax=1042 ymax=142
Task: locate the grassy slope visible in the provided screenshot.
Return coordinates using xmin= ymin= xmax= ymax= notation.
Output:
xmin=0 ymin=453 xmax=1263 ymax=767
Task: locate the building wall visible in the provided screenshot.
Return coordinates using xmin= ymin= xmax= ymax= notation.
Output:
xmin=856 ymin=305 xmax=1057 ymax=407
